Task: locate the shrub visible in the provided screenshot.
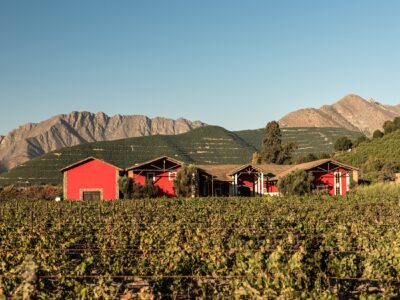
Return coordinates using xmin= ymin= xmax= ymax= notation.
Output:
xmin=0 ymin=185 xmax=62 ymax=201
xmin=372 ymin=129 xmax=384 ymax=138
xmin=277 ymin=170 xmax=314 ymax=196
xmin=334 ymin=136 xmax=353 ymax=152
xmin=174 ymin=164 xmax=197 ymax=197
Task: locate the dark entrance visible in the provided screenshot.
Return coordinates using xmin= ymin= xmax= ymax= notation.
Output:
xmin=82 ymin=191 xmax=101 ymax=201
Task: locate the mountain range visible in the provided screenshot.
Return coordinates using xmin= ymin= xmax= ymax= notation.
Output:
xmin=279 ymin=94 xmax=400 ymax=136
xmin=0 ymin=112 xmax=204 ymax=172
xmin=1 ymin=93 xmax=399 ymax=174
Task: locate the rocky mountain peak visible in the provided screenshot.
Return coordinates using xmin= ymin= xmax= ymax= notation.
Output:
xmin=0 ymin=112 xmax=206 ymax=172
xmin=279 ymin=94 xmax=399 ymax=136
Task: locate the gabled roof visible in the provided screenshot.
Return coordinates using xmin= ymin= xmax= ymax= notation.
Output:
xmin=271 ymin=159 xmax=359 ymax=180
xmin=126 ymin=156 xmax=184 ymax=171
xmin=196 ymin=164 xmax=242 ymax=181
xmin=60 ymin=156 xmax=122 ymax=173
xmin=228 ymin=163 xmax=292 ymax=177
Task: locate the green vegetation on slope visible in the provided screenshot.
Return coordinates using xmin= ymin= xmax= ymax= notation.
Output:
xmin=0 ymin=126 xmax=361 ymax=186
xmin=337 ymin=129 xmax=400 ymax=182
xmin=236 ymin=126 xmax=361 ymax=156
xmin=1 ymin=194 xmax=400 ymax=298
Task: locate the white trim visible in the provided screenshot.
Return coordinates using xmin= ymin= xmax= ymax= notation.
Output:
xmin=168 ymin=171 xmax=177 ymax=181
xmin=346 ymin=173 xmax=350 ymax=192
xmin=334 ymin=171 xmax=342 ymax=195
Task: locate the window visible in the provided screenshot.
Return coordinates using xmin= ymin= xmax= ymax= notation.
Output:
xmin=146 ymin=172 xmax=155 ymax=182
xmin=334 ymin=172 xmax=342 ymax=195
xmin=169 ymin=172 xmax=177 ymax=181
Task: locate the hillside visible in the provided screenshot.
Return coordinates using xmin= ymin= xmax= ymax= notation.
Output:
xmin=337 ymin=130 xmax=400 ymax=167
xmin=236 ymin=126 xmax=361 ymax=156
xmin=0 ymin=126 xmax=361 ymax=186
xmin=0 ymin=112 xmax=205 ymax=172
xmin=279 ymin=94 xmax=400 ymax=136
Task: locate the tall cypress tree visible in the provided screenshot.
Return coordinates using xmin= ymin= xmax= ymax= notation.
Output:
xmin=260 ymin=121 xmax=296 ymax=164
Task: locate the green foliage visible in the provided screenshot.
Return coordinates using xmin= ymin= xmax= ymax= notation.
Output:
xmin=0 ymin=126 xmax=362 ymax=186
xmin=295 ymin=153 xmax=331 ymax=164
xmin=173 ymin=164 xmax=196 ymax=197
xmin=0 ymin=185 xmax=62 ymax=201
xmin=353 ymin=135 xmax=368 ymax=147
xmin=338 ymin=130 xmax=400 ymax=183
xmin=118 ymin=176 xmax=133 ymax=199
xmin=132 ymin=178 xmax=159 ymax=198
xmin=277 ymin=170 xmax=314 ymax=196
xmin=334 ymin=136 xmax=353 ymax=151
xmin=372 ymin=129 xmax=384 ymax=138
xmin=1 ymin=196 xmax=400 ymax=297
xmin=260 ymin=121 xmax=297 ymax=164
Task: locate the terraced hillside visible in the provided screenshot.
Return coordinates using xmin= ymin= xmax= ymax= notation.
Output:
xmin=0 ymin=126 xmax=361 ymax=186
xmin=236 ymin=127 xmax=362 ymax=156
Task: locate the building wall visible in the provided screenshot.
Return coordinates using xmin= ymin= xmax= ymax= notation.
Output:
xmin=128 ymin=168 xmax=179 ymax=197
xmin=64 ymin=160 xmax=119 ymax=200
xmin=313 ymin=167 xmax=348 ymax=196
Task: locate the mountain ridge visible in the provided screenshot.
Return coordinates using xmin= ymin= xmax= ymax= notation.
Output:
xmin=279 ymin=94 xmax=400 ymax=136
xmin=0 ymin=112 xmax=205 ymax=172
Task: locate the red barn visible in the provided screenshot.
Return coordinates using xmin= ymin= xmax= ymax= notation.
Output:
xmin=126 ymin=156 xmax=183 ymax=197
xmin=272 ymin=159 xmax=358 ymax=196
xmin=61 ymin=157 xmax=121 ymax=200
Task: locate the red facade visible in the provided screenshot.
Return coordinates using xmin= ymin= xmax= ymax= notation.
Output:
xmin=127 ymin=157 xmax=181 ymax=197
xmin=62 ymin=158 xmax=120 ymax=200
xmin=129 ymin=170 xmax=179 ymax=197
xmin=312 ymin=166 xmax=349 ymax=196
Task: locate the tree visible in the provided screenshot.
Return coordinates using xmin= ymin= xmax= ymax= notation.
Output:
xmin=173 ymin=164 xmax=197 ymax=197
xmin=334 ymin=136 xmax=353 ymax=152
xmin=277 ymin=170 xmax=314 ymax=196
xmin=131 ymin=178 xmax=159 ymax=198
xmin=383 ymin=120 xmax=397 ymax=134
xmin=372 ymin=129 xmax=384 ymax=138
xmin=118 ymin=176 xmax=133 ymax=199
xmin=260 ymin=121 xmax=296 ymax=164
xmin=251 ymin=152 xmax=262 ymax=164
xmin=353 ymin=135 xmax=368 ymax=147
xmin=295 ymin=153 xmax=318 ymax=164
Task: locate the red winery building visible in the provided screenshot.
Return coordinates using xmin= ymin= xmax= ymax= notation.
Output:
xmin=126 ymin=156 xmax=182 ymax=197
xmin=61 ymin=157 xmax=121 ymax=200
xmin=61 ymin=156 xmax=358 ymax=200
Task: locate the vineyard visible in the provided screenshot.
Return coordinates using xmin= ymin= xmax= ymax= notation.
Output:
xmin=1 ymin=192 xmax=400 ymax=298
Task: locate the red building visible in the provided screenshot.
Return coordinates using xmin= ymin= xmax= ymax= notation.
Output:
xmin=272 ymin=159 xmax=358 ymax=196
xmin=126 ymin=156 xmax=183 ymax=197
xmin=61 ymin=157 xmax=121 ymax=200
xmin=61 ymin=156 xmax=358 ymax=200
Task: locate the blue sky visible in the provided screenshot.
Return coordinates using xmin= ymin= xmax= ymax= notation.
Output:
xmin=1 ymin=0 xmax=400 ymax=135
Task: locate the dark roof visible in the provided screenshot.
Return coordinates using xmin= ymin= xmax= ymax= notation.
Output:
xmin=60 ymin=156 xmax=122 ymax=172
xmin=126 ymin=156 xmax=184 ymax=171
xmin=196 ymin=164 xmax=242 ymax=181
xmin=227 ymin=164 xmax=292 ymax=177
xmin=271 ymin=159 xmax=359 ymax=180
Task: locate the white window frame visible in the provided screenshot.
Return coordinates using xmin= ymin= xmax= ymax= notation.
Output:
xmin=146 ymin=172 xmax=155 ymax=182
xmin=168 ymin=172 xmax=177 ymax=181
xmin=334 ymin=172 xmax=342 ymax=195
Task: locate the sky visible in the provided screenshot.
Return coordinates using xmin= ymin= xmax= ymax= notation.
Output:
xmin=1 ymin=0 xmax=400 ymax=135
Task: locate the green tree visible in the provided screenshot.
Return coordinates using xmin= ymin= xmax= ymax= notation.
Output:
xmin=118 ymin=176 xmax=133 ymax=199
xmin=260 ymin=121 xmax=296 ymax=164
xmin=372 ymin=129 xmax=384 ymax=138
xmin=383 ymin=120 xmax=397 ymax=134
xmin=277 ymin=170 xmax=314 ymax=196
xmin=353 ymin=135 xmax=368 ymax=147
xmin=295 ymin=153 xmax=318 ymax=164
xmin=334 ymin=136 xmax=353 ymax=151
xmin=132 ymin=178 xmax=159 ymax=198
xmin=173 ymin=164 xmax=197 ymax=197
